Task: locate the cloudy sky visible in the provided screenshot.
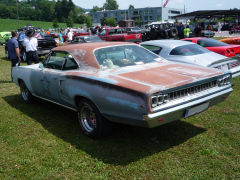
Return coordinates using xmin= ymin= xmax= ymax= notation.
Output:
xmin=73 ymin=0 xmax=240 ymax=12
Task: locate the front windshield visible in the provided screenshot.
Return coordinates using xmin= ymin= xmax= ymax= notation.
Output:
xmin=94 ymin=45 xmax=160 ymax=70
xmin=197 ymin=39 xmax=228 ymax=47
xmin=170 ymin=44 xmax=209 ymax=56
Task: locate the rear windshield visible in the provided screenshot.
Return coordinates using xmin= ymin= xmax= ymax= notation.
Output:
xmin=170 ymin=44 xmax=209 ymax=56
xmin=94 ymin=45 xmax=160 ymax=70
xmin=197 ymin=39 xmax=228 ymax=47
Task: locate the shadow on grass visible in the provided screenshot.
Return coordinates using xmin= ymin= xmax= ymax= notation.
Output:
xmin=3 ymin=94 xmax=206 ymax=165
xmin=0 ymin=80 xmax=13 ymax=83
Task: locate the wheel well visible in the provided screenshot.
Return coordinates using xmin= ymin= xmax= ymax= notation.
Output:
xmin=18 ymin=79 xmax=24 ymax=86
xmin=74 ymin=95 xmax=91 ymax=108
xmin=74 ymin=95 xmax=101 ymax=112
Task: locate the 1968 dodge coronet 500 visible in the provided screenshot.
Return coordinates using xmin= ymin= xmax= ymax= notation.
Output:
xmin=12 ymin=42 xmax=233 ymax=138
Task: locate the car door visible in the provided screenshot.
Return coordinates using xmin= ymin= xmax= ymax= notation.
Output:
xmin=41 ymin=51 xmax=67 ymax=102
xmin=42 ymin=51 xmax=79 ymax=104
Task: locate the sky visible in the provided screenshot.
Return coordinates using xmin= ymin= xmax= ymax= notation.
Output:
xmin=73 ymin=0 xmax=240 ymax=12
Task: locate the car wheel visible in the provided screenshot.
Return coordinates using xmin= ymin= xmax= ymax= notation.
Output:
xmin=19 ymin=80 xmax=34 ymax=103
xmin=5 ymin=49 xmax=9 ymax=59
xmin=77 ymin=99 xmax=112 ymax=138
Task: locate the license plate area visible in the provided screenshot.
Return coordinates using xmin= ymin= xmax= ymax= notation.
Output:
xmin=185 ymin=102 xmax=209 ymax=118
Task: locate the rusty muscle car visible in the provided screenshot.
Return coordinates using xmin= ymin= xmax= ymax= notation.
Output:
xmin=12 ymin=42 xmax=233 ymax=138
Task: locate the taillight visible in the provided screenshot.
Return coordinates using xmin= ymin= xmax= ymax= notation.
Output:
xmin=225 ymin=49 xmax=235 ymax=57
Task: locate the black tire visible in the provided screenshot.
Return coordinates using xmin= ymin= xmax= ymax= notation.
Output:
xmin=77 ymin=99 xmax=112 ymax=138
xmin=170 ymin=28 xmax=178 ymax=38
xmin=19 ymin=80 xmax=34 ymax=103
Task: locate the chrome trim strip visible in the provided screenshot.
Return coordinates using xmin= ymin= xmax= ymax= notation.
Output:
xmin=145 ymin=88 xmax=232 ymax=119
xmin=32 ymin=94 xmax=77 ymax=112
xmin=232 ymin=72 xmax=240 ymax=78
xmin=152 ymin=85 xmax=231 ymax=112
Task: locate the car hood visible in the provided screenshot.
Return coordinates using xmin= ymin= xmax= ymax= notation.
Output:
xmin=66 ymin=61 xmax=223 ymax=94
xmin=167 ymin=52 xmax=226 ymax=67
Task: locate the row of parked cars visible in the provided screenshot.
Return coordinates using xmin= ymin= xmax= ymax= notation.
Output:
xmin=9 ymin=26 xmax=240 ymax=138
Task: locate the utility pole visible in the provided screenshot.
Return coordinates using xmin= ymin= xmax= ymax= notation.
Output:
xmin=16 ymin=0 xmax=20 ymax=29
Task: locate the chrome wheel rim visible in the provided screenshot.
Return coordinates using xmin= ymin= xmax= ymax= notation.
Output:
xmin=79 ymin=103 xmax=96 ymax=133
xmin=20 ymin=82 xmax=29 ymax=101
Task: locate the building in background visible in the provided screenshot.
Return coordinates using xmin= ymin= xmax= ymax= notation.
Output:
xmin=89 ymin=6 xmax=184 ymax=26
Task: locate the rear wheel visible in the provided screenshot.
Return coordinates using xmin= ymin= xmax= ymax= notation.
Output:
xmin=19 ymin=80 xmax=34 ymax=103
xmin=77 ymin=99 xmax=112 ymax=138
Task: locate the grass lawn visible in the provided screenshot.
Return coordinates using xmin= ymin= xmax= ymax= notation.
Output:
xmin=0 ymin=19 xmax=82 ymax=32
xmin=0 ymin=45 xmax=240 ymax=179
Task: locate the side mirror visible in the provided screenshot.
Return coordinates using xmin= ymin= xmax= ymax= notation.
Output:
xmin=39 ymin=63 xmax=44 ymax=68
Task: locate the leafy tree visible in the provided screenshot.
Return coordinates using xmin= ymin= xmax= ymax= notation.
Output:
xmin=105 ymin=17 xmax=116 ymax=26
xmin=128 ymin=5 xmax=134 ymax=10
xmin=100 ymin=17 xmax=106 ymax=26
xmin=91 ymin=5 xmax=103 ymax=13
xmin=66 ymin=16 xmax=74 ymax=27
xmin=135 ymin=18 xmax=141 ymax=26
xmin=76 ymin=14 xmax=86 ymax=24
xmin=53 ymin=18 xmax=59 ymax=28
xmin=85 ymin=16 xmax=92 ymax=27
xmin=103 ymin=0 xmax=118 ymax=10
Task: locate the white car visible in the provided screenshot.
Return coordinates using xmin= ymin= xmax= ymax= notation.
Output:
xmin=141 ymin=40 xmax=240 ymax=78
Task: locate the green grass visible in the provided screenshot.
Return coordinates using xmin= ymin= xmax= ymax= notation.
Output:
xmin=0 ymin=18 xmax=82 ymax=32
xmin=0 ymin=46 xmax=240 ymax=179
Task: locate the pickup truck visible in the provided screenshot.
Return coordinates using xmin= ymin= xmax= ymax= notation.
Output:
xmin=98 ymin=27 xmax=142 ymax=43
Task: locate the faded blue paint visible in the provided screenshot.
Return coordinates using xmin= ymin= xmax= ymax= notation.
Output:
xmin=82 ymin=75 xmax=117 ymax=84
xmin=106 ymin=96 xmax=139 ymax=110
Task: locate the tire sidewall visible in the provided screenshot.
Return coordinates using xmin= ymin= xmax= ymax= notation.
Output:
xmin=77 ymin=99 xmax=102 ymax=138
xmin=19 ymin=81 xmax=33 ymax=103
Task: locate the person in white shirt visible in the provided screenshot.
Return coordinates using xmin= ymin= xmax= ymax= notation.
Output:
xmin=67 ymin=29 xmax=73 ymax=42
xmin=24 ymin=29 xmax=39 ymax=65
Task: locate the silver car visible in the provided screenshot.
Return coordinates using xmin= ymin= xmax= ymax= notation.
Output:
xmin=141 ymin=40 xmax=240 ymax=78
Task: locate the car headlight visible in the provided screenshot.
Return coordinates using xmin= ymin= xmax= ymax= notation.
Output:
xmin=151 ymin=94 xmax=168 ymax=108
xmin=217 ymin=74 xmax=231 ymax=87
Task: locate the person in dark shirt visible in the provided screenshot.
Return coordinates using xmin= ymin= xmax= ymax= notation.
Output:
xmin=177 ymin=23 xmax=184 ymax=39
xmin=7 ymin=31 xmax=21 ymax=67
xmin=194 ymin=24 xmax=202 ymax=37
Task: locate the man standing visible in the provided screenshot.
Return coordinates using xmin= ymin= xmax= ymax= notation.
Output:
xmin=7 ymin=31 xmax=21 ymax=67
xmin=67 ymin=29 xmax=73 ymax=43
xmin=184 ymin=25 xmax=190 ymax=38
xmin=194 ymin=24 xmax=202 ymax=37
xmin=24 ymin=29 xmax=39 ymax=65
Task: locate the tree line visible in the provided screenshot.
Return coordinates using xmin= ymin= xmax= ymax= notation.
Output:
xmin=0 ymin=0 xmax=92 ymax=27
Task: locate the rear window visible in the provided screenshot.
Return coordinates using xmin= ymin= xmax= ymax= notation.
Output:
xmin=170 ymin=44 xmax=209 ymax=56
xmin=197 ymin=39 xmax=228 ymax=47
xmin=141 ymin=45 xmax=162 ymax=54
xmin=94 ymin=45 xmax=159 ymax=70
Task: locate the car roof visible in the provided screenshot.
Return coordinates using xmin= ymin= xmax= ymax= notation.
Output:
xmin=141 ymin=40 xmax=195 ymax=49
xmin=53 ymin=42 xmax=135 ymax=69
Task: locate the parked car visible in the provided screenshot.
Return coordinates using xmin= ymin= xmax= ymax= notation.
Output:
xmin=62 ymin=30 xmax=89 ymax=42
xmin=0 ymin=32 xmax=11 ymax=45
xmin=70 ymin=35 xmax=104 ymax=44
xmin=98 ymin=27 xmax=142 ymax=43
xmin=5 ymin=31 xmax=57 ymax=61
xmin=220 ymin=37 xmax=240 ymax=45
xmin=182 ymin=37 xmax=240 ymax=57
xmin=141 ymin=40 xmax=240 ymax=78
xmin=12 ymin=42 xmax=232 ymax=137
